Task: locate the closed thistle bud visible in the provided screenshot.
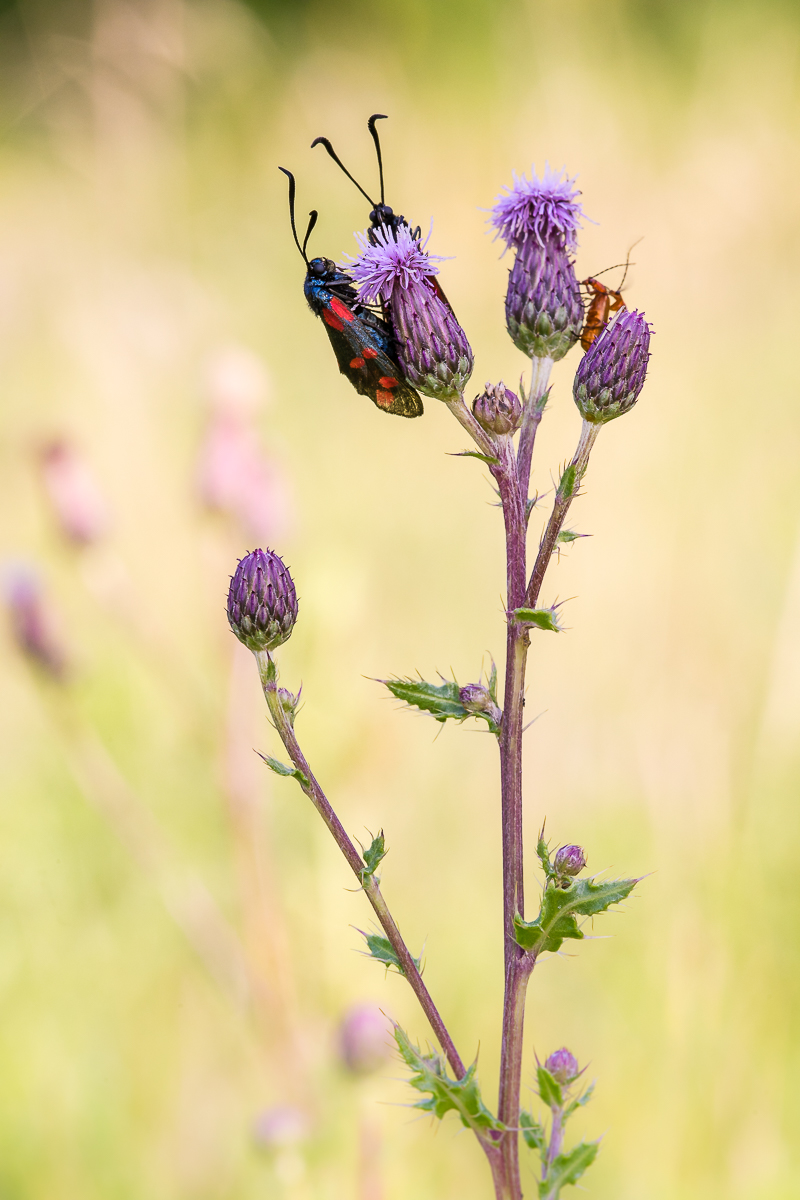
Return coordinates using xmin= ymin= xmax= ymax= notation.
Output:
xmin=544 ymin=1047 xmax=580 ymax=1087
xmin=349 ymin=225 xmax=473 ymax=401
xmin=490 ymin=167 xmax=585 ymax=362
xmin=459 ymin=682 xmax=502 ymax=726
xmin=554 ymin=844 xmax=586 ymax=877
xmin=227 ymin=547 xmax=298 ymax=652
xmin=472 ymin=382 xmax=522 ymax=436
xmin=573 ymin=308 xmax=652 ymax=424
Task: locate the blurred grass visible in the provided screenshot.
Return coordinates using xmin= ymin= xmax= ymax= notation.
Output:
xmin=0 ymin=0 xmax=799 ymax=1196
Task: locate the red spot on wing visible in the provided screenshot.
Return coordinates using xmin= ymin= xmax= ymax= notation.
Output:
xmin=330 ymin=296 xmax=355 ymax=322
xmin=363 ymin=347 xmax=379 ymax=359
xmin=350 ymin=357 xmax=365 ymax=369
xmin=376 ymin=389 xmax=395 ymax=408
xmin=379 ymin=376 xmax=399 ymax=389
xmin=323 ymin=309 xmax=344 ymax=331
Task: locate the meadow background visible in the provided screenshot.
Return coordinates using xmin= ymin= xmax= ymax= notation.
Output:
xmin=0 ymin=0 xmax=799 ymax=1196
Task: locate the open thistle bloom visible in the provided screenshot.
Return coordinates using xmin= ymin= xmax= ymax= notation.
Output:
xmin=227 ymin=547 xmax=298 ymax=652
xmin=490 ymin=166 xmax=585 ymax=362
xmin=348 ymin=224 xmax=473 ymax=401
xmin=573 ymin=309 xmax=652 ymax=424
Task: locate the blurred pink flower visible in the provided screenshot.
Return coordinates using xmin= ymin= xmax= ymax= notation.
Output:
xmin=2 ymin=563 xmax=67 ymax=678
xmin=252 ymin=1105 xmax=310 ymax=1150
xmin=338 ymin=1004 xmax=392 ymax=1076
xmin=39 ymin=439 xmax=109 ymax=546
xmin=198 ymin=347 xmax=291 ymax=542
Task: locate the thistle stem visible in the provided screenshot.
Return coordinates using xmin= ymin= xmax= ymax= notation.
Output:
xmin=254 ymin=650 xmax=466 ymax=1083
xmin=516 ymin=356 xmax=553 ymax=500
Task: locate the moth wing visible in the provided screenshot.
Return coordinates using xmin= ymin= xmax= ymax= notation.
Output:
xmin=320 ymin=296 xmax=423 ymax=418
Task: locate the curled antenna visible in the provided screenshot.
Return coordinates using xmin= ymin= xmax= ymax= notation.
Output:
xmin=586 ymin=238 xmax=643 ymax=290
xmin=278 ymin=166 xmax=318 ymax=263
xmin=367 ymin=113 xmax=388 ymax=205
xmin=311 ymin=133 xmax=376 ymax=206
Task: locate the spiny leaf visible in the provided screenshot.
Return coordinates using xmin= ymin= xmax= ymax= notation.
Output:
xmin=514 ymin=875 xmax=639 ymax=955
xmin=536 ymin=1066 xmax=563 ymax=1108
xmin=394 ymin=1025 xmax=505 ymax=1135
xmin=536 ymin=829 xmax=555 ymax=879
xmin=564 ymin=1081 xmax=595 ymax=1118
xmin=380 ymin=675 xmax=499 ymax=732
xmin=558 ymin=463 xmax=578 ymax=499
xmin=556 ymin=529 xmax=587 ymax=544
xmin=539 ymin=1141 xmax=600 ymax=1198
xmin=258 ymin=753 xmax=309 ymax=788
xmin=520 ymin=1110 xmax=547 ymax=1153
xmin=487 ymin=659 xmax=498 ymax=705
xmin=358 ymin=931 xmax=420 ymax=977
xmin=451 ymin=449 xmax=499 ymax=465
xmin=359 ymin=831 xmax=387 ymax=885
xmin=513 ymin=607 xmax=563 ymax=632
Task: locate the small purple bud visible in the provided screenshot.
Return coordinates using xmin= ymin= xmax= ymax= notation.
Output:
xmin=348 ymin=225 xmax=473 ymax=400
xmin=3 ymin=564 xmax=67 ymax=679
xmin=277 ymin=686 xmax=300 ymax=724
xmin=227 ymin=547 xmax=298 ymax=652
xmin=338 ymin=1004 xmax=392 ymax=1076
xmin=554 ymin=844 xmax=587 ymax=877
xmin=459 ymin=683 xmax=502 ymax=727
xmin=472 ymin=382 xmax=522 ymax=436
xmin=544 ymin=1047 xmax=580 ymax=1087
xmin=573 ymin=309 xmax=652 ymax=424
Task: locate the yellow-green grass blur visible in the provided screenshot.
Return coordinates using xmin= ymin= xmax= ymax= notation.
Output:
xmin=1 ymin=0 xmax=799 ymax=1196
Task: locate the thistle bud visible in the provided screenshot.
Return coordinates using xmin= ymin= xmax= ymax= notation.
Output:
xmin=227 ymin=547 xmax=297 ymax=653
xmin=277 ymin=686 xmax=300 ymax=725
xmin=338 ymin=1004 xmax=392 ymax=1076
xmin=459 ymin=683 xmax=502 ymax=727
xmin=3 ymin=563 xmax=67 ymax=679
xmin=349 ymin=225 xmax=473 ymax=401
xmin=553 ymin=844 xmax=586 ymax=877
xmin=544 ymin=1047 xmax=580 ymax=1087
xmin=573 ymin=309 xmax=652 ymax=424
xmin=490 ymin=167 xmax=585 ymax=362
xmin=472 ymin=382 xmax=522 ymax=436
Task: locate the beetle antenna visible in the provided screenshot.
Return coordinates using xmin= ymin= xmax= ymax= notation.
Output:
xmin=617 ymin=237 xmax=643 ymax=291
xmin=367 ymin=113 xmax=388 ymax=205
xmin=278 ymin=166 xmax=310 ymax=264
xmin=310 ymin=135 xmax=375 ymax=206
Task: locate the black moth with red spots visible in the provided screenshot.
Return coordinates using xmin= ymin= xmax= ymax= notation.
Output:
xmin=278 ymin=167 xmax=423 ymax=419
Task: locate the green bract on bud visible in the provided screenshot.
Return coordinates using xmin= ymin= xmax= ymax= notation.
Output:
xmin=554 ymin=844 xmax=586 ymax=877
xmin=544 ymin=1047 xmax=580 ymax=1087
xmin=227 ymin=547 xmax=298 ymax=652
xmin=277 ymin=686 xmax=301 ymax=724
xmin=573 ymin=309 xmax=652 ymax=424
xmin=472 ymin=382 xmax=522 ymax=436
xmin=459 ymin=682 xmax=502 ymax=727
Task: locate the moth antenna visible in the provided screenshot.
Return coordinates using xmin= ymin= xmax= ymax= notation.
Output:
xmin=310 ymin=135 xmax=375 ymax=206
xmin=302 ymin=209 xmax=318 ymax=260
xmin=367 ymin=113 xmax=388 ymax=205
xmin=278 ymin=166 xmax=308 ymax=263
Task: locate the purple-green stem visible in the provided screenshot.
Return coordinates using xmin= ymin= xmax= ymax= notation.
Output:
xmin=541 ymin=1103 xmax=566 ymax=1199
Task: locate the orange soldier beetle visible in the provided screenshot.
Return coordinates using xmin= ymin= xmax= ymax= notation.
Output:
xmin=579 ymin=241 xmax=641 ymax=352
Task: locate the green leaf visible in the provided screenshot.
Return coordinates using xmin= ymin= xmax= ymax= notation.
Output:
xmin=556 ymin=529 xmax=587 ymax=544
xmin=520 ymin=1110 xmax=547 ymax=1153
xmin=513 ymin=607 xmax=563 ymax=632
xmin=358 ymin=931 xmax=420 ymax=976
xmin=487 ymin=660 xmax=498 ymax=705
xmin=451 ymin=449 xmax=500 ymax=465
xmin=380 ymin=675 xmax=499 ymax=732
xmin=537 ymin=1066 xmax=563 ymax=1108
xmin=514 ymin=875 xmax=639 ymax=955
xmin=359 ymin=830 xmax=387 ymax=885
xmin=558 ymin=463 xmax=578 ymax=500
xmin=394 ymin=1025 xmax=505 ymax=1136
xmin=564 ymin=1081 xmax=595 ymax=1119
xmin=258 ymin=753 xmax=309 ymax=788
xmin=539 ymin=1141 xmax=600 ymax=1198
xmin=536 ymin=830 xmax=555 ymax=880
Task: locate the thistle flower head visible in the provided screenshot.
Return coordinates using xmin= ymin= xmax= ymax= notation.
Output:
xmin=349 ymin=224 xmax=473 ymax=401
xmin=573 ymin=308 xmax=652 ymax=424
xmin=338 ymin=1004 xmax=391 ymax=1076
xmin=490 ymin=166 xmax=584 ymax=253
xmin=553 ymin=844 xmax=587 ymax=877
xmin=472 ymin=382 xmax=522 ymax=436
xmin=544 ymin=1047 xmax=580 ymax=1087
xmin=227 ymin=547 xmax=298 ymax=653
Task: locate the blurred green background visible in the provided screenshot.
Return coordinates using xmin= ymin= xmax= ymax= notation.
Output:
xmin=1 ymin=0 xmax=799 ymax=1196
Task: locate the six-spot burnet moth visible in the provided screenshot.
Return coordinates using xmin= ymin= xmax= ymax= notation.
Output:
xmin=277 ymin=166 xmax=423 ymax=419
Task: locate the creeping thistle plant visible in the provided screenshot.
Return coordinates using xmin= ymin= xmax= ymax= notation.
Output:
xmin=227 ymin=145 xmax=652 ymax=1199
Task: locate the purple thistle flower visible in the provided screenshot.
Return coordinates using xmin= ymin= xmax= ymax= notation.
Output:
xmin=544 ymin=1047 xmax=580 ymax=1087
xmin=348 ymin=224 xmax=473 ymax=401
xmin=573 ymin=309 xmax=652 ymax=424
xmin=490 ymin=167 xmax=585 ymax=362
xmin=227 ymin=547 xmax=298 ymax=653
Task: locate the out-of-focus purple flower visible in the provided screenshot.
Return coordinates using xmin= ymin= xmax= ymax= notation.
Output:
xmin=544 ymin=1047 xmax=580 ymax=1087
xmin=198 ymin=347 xmax=291 ymax=543
xmin=472 ymin=382 xmax=522 ymax=437
xmin=573 ymin=309 xmax=652 ymax=424
xmin=338 ymin=1003 xmax=392 ymax=1076
xmin=490 ymin=167 xmax=585 ymax=362
xmin=553 ymin=844 xmax=587 ymax=877
xmin=348 ymin=224 xmax=473 ymax=400
xmin=39 ymin=440 xmax=108 ymax=546
xmin=2 ymin=563 xmax=67 ymax=678
xmin=252 ymin=1105 xmax=310 ymax=1150
xmin=227 ymin=548 xmax=298 ymax=653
